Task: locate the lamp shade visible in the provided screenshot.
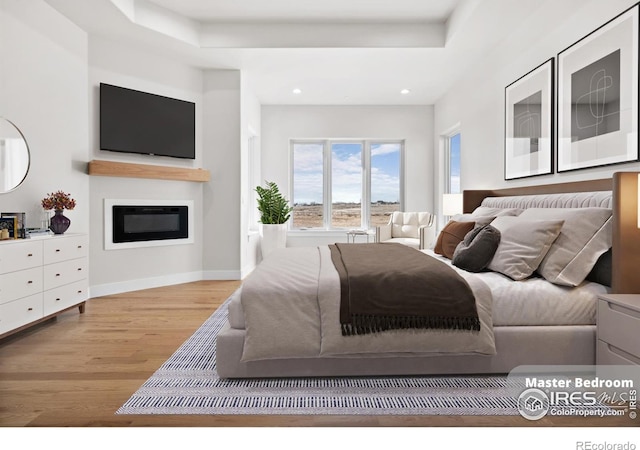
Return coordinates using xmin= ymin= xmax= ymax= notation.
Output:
xmin=638 ymin=173 xmax=640 ymax=228
xmin=443 ymin=193 xmax=463 ymax=217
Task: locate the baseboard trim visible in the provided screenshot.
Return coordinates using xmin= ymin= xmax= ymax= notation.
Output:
xmin=202 ymin=270 xmax=242 ymax=281
xmin=90 ymin=271 xmax=204 ymax=298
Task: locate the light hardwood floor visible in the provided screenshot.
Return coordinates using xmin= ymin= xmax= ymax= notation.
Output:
xmin=0 ymin=280 xmax=635 ymax=427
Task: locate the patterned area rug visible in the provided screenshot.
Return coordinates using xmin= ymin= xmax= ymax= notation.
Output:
xmin=117 ymin=300 xmax=521 ymax=416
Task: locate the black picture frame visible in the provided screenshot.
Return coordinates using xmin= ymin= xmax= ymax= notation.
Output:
xmin=557 ymin=3 xmax=639 ymax=173
xmin=504 ymin=58 xmax=554 ymax=180
xmin=0 ymin=216 xmax=17 ymax=239
xmin=1 ymin=212 xmax=26 ymax=238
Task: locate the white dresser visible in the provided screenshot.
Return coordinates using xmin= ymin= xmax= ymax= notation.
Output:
xmin=596 ymin=294 xmax=640 ymax=366
xmin=0 ymin=233 xmax=88 ymax=339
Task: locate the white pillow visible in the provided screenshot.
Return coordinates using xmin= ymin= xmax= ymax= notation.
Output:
xmin=487 ymin=216 xmax=564 ymax=281
xmin=452 ymin=207 xmax=522 ymax=224
xmin=472 ymin=206 xmax=524 ymax=217
xmin=518 ymin=208 xmax=612 ymax=286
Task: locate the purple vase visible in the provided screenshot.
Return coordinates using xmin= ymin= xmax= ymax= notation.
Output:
xmin=49 ymin=210 xmax=70 ymax=234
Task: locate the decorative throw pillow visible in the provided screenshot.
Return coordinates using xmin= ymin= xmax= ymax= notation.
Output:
xmin=518 ymin=208 xmax=612 ymax=286
xmin=434 ymin=220 xmax=476 ymax=259
xmin=452 ymin=225 xmax=501 ymax=273
xmin=487 ymin=216 xmax=564 ymax=281
xmin=586 ymin=248 xmax=612 ymax=287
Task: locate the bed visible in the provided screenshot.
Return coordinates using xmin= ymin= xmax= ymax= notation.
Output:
xmin=216 ymin=174 xmax=640 ymax=378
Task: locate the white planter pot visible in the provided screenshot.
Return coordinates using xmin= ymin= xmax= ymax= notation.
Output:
xmin=260 ymin=223 xmax=288 ymax=258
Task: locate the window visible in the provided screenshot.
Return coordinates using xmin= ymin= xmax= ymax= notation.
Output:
xmin=370 ymin=142 xmax=402 ymax=226
xmin=331 ymin=142 xmax=363 ymax=228
xmin=292 ymin=142 xmax=324 ymax=228
xmin=292 ymin=139 xmax=403 ymax=230
xmin=446 ymin=132 xmax=461 ymax=194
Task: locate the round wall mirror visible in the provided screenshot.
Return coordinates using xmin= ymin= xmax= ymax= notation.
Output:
xmin=0 ymin=118 xmax=31 ymax=193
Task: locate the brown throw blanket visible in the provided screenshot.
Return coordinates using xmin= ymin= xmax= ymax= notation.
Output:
xmin=329 ymin=243 xmax=480 ymax=336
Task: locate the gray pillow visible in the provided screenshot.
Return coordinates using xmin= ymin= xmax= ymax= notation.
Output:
xmin=452 ymin=225 xmax=501 ymax=273
xmin=487 ymin=216 xmax=564 ymax=281
xmin=586 ymin=248 xmax=612 ymax=287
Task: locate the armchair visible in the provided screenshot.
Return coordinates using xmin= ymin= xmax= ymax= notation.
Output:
xmin=375 ymin=211 xmax=435 ymax=250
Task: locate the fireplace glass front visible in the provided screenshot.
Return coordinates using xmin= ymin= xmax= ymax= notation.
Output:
xmin=112 ymin=205 xmax=188 ymax=243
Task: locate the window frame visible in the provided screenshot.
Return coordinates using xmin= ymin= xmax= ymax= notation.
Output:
xmin=290 ymin=138 xmax=404 ymax=230
xmin=444 ymin=131 xmax=461 ymax=195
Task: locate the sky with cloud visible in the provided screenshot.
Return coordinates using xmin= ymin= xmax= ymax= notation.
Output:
xmin=450 ymin=133 xmax=461 ymax=193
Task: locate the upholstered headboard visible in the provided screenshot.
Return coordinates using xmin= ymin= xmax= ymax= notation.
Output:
xmin=463 ymin=173 xmax=640 ymax=294
xmin=480 ymin=191 xmax=612 ymax=209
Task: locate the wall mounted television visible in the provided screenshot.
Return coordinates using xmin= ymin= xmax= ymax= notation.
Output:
xmin=99 ymin=83 xmax=196 ymax=159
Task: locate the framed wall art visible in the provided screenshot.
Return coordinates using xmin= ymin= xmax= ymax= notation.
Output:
xmin=504 ymin=58 xmax=554 ymax=180
xmin=557 ymin=4 xmax=639 ymax=172
xmin=0 ymin=216 xmax=17 ymax=239
xmin=1 ymin=212 xmax=25 ymax=238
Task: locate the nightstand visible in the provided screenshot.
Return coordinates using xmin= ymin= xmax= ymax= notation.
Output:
xmin=597 ymin=294 xmax=640 ymax=365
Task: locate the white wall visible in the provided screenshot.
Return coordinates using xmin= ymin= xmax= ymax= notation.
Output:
xmin=240 ymin=72 xmax=261 ymax=276
xmin=261 ymin=105 xmax=434 ymax=247
xmin=434 ymin=0 xmax=640 ymax=203
xmin=0 ymin=0 xmax=89 ymax=232
xmin=88 ymin=36 xmax=205 ymax=295
xmin=201 ymin=70 xmax=243 ymax=279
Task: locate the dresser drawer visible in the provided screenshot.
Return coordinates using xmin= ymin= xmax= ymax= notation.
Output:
xmin=0 ymin=293 xmax=43 ymax=335
xmin=0 ymin=267 xmax=43 ymax=305
xmin=43 ymin=280 xmax=87 ymax=316
xmin=43 ymin=235 xmax=88 ymax=265
xmin=43 ymin=258 xmax=87 ymax=291
xmin=597 ymin=339 xmax=640 ymax=366
xmin=0 ymin=240 xmax=43 ymax=274
xmin=597 ymin=299 xmax=640 ymax=358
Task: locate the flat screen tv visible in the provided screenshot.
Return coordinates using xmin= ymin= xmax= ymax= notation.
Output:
xmin=99 ymin=83 xmax=195 ymax=159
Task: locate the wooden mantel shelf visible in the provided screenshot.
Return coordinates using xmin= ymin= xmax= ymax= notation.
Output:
xmin=88 ymin=160 xmax=210 ymax=182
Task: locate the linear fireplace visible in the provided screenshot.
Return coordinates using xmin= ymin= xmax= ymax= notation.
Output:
xmin=104 ymin=199 xmax=194 ymax=250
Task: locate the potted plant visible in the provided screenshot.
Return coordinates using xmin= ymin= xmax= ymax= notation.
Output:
xmin=255 ymin=181 xmax=293 ymax=258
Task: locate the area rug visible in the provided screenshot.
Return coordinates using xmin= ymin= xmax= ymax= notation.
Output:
xmin=117 ymin=300 xmax=521 ymax=416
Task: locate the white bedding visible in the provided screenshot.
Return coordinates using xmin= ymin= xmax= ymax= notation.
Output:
xmin=424 ymin=250 xmax=608 ymax=326
xmin=237 ymin=246 xmax=496 ymax=362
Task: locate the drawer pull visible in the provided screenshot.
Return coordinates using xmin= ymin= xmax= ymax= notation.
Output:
xmin=56 ymin=298 xmax=61 ymax=301
xmin=607 ymin=301 xmax=640 ymax=319
xmin=77 ymin=268 xmax=82 ymax=271
xmin=55 ymin=249 xmax=61 ymax=252
xmin=55 ymin=273 xmax=61 ymax=277
xmin=77 ymin=245 xmax=82 ymax=249
xmin=27 ymin=307 xmax=33 ymax=311
xmin=27 ymin=280 xmax=33 ymax=284
xmin=77 ymin=290 xmax=82 ymax=294
xmin=606 ymin=343 xmax=640 ymax=365
xmin=27 ymin=253 xmax=33 ymax=257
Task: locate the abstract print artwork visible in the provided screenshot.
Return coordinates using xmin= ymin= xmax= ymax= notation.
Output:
xmin=514 ymin=91 xmax=542 ymax=155
xmin=505 ymin=59 xmax=553 ymax=180
xmin=557 ymin=4 xmax=639 ymax=172
xmin=571 ymin=50 xmax=620 ymax=142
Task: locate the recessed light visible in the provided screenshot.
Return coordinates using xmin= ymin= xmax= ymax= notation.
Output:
xmin=400 ymin=89 xmax=411 ymax=95
xmin=292 ymin=88 xmax=302 ymax=94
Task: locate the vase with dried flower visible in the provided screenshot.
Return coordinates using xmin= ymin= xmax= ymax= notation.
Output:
xmin=41 ymin=190 xmax=76 ymax=234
